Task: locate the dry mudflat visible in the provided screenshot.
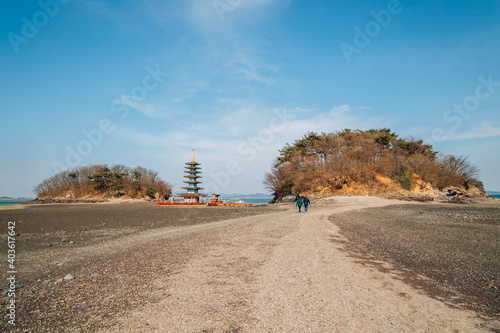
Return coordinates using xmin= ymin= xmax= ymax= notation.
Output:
xmin=0 ymin=197 xmax=498 ymax=332
xmin=332 ymin=202 xmax=500 ymax=319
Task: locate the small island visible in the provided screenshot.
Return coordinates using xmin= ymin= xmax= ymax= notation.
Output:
xmin=30 ymin=165 xmax=172 ymax=204
xmin=264 ymin=129 xmax=487 ymax=203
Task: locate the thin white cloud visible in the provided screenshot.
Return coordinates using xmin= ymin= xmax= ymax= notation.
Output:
xmin=171 ymin=80 xmax=212 ymax=103
xmin=447 ymin=122 xmax=500 ymax=140
xmin=75 ymin=0 xmax=141 ymax=32
xmin=184 ymin=0 xmax=286 ymax=88
xmin=189 ymin=0 xmax=290 ymax=32
xmin=76 ymin=0 xmax=110 ymax=15
xmin=113 ymin=103 xmax=379 ymax=155
xmin=227 ymin=52 xmax=276 ymax=86
xmin=279 ymin=104 xmax=387 ymax=141
xmin=113 ymin=95 xmax=171 ymax=120
xmin=330 ymin=104 xmax=351 ymax=114
xmin=329 ymin=104 xmax=374 ymax=115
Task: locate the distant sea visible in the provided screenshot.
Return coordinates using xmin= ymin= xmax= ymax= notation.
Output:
xmin=221 ymin=197 xmax=273 ymax=204
xmin=486 ymin=192 xmax=500 ymax=199
xmin=0 ymin=201 xmax=26 ymax=205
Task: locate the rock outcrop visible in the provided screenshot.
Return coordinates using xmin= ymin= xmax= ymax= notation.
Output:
xmin=411 ymin=174 xmax=433 ymax=194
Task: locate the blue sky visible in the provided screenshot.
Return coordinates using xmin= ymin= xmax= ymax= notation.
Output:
xmin=1 ymin=0 xmax=499 ymax=197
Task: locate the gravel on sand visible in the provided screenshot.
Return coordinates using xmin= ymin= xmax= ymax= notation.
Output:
xmin=0 ymin=202 xmax=280 ymax=252
xmin=0 ymin=203 xmax=283 ymax=332
xmin=331 ymin=202 xmax=500 ymax=319
xmin=1 ymin=198 xmax=498 ymax=332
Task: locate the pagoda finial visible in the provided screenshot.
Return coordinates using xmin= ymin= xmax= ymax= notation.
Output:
xmin=192 ymin=149 xmax=195 ymax=163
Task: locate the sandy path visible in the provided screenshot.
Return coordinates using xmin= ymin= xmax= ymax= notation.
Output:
xmin=101 ymin=197 xmax=487 ymax=332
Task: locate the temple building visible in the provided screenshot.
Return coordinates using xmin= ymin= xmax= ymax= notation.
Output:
xmin=157 ymin=149 xmax=252 ymax=206
xmin=180 ymin=149 xmax=204 ymax=203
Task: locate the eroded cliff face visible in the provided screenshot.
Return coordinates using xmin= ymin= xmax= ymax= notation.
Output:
xmin=411 ymin=174 xmax=434 ymax=194
xmin=303 ymin=173 xmax=406 ymax=197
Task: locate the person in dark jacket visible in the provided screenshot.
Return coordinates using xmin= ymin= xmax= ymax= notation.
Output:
xmin=303 ymin=196 xmax=310 ymax=212
xmin=296 ymin=196 xmax=303 ymax=213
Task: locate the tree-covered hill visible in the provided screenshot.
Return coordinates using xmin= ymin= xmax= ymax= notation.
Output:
xmin=264 ymin=129 xmax=483 ymax=198
xmin=34 ymin=165 xmax=172 ymax=200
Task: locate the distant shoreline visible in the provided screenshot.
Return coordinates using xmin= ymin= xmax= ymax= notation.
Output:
xmin=2 ymin=194 xmax=499 ymax=207
xmin=0 ymin=192 xmax=497 ymax=209
xmin=0 ymin=201 xmax=27 ymax=205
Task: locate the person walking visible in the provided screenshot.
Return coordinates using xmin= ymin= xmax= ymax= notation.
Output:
xmin=303 ymin=196 xmax=310 ymax=212
xmin=296 ymin=196 xmax=303 ymax=213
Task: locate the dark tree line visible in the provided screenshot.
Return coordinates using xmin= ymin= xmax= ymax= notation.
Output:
xmin=264 ymin=129 xmax=483 ymax=196
xmin=34 ymin=164 xmax=172 ymax=199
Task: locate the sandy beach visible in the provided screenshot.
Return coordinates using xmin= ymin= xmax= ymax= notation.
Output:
xmin=1 ymin=197 xmax=499 ymax=332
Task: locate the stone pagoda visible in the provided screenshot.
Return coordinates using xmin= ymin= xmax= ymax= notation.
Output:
xmin=180 ymin=149 xmax=204 ymax=203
